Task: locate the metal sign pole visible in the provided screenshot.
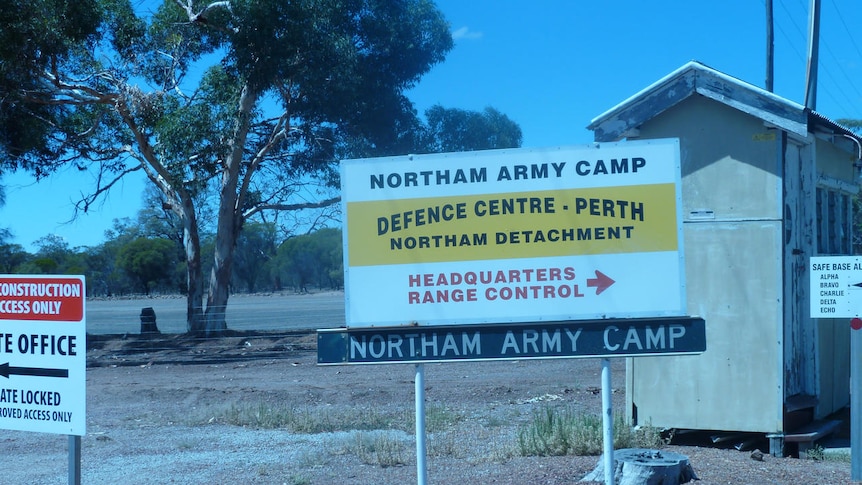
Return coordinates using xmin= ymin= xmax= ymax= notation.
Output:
xmin=811 ymin=260 xmax=862 ymax=479
xmin=601 ymin=358 xmax=614 ymax=485
xmin=852 ymin=319 xmax=861 ymax=480
xmin=415 ymin=363 xmax=428 ymax=485
xmin=68 ymin=435 xmax=81 ymax=485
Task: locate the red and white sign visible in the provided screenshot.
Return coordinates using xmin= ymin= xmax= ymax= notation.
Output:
xmin=341 ymin=140 xmax=686 ymax=327
xmin=0 ymin=277 xmax=84 ymax=321
xmin=0 ymin=275 xmax=86 ymax=436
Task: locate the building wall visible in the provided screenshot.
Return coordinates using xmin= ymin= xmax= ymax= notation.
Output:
xmin=625 ymin=95 xmax=788 ymax=432
xmin=816 ymin=136 xmax=857 ymax=182
xmin=782 ymin=136 xmax=817 ymax=406
xmin=812 ymin=136 xmax=854 ymax=418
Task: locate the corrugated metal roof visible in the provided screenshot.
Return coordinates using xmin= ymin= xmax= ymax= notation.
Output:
xmin=808 ymin=110 xmax=860 ymax=139
xmin=588 ymin=60 xmax=861 ymax=149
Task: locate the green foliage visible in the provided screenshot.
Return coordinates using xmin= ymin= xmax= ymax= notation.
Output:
xmin=0 ymin=0 xmax=454 ymax=202
xmin=836 ymin=118 xmax=862 ymax=134
xmin=116 ymin=237 xmax=179 ymax=295
xmin=135 ymin=186 xmax=185 ymax=244
xmin=0 ymin=243 xmax=30 ymax=273
xmin=0 ymin=184 xmax=15 ymax=256
xmin=424 ymin=105 xmax=523 ymax=153
xmin=3 ymin=220 xmax=339 ymax=297
xmin=805 ymin=443 xmax=851 ymax=462
xmin=202 ymin=402 xmax=410 ymax=433
xmin=72 ymin=212 xmax=184 ymax=297
xmin=0 ymin=0 xmax=104 ymax=163
xmin=0 ymin=0 xmax=454 ymax=176
xmin=288 ymin=474 xmax=311 ymax=485
xmin=81 ymin=243 xmax=125 ymax=297
xmin=349 ymin=431 xmax=408 ymax=467
xmin=13 ymin=235 xmax=85 ymax=275
xmin=17 ymin=257 xmax=57 ymax=275
xmin=232 ymin=222 xmax=277 ymax=292
xmin=517 ymin=406 xmax=665 ymax=456
xmin=0 ymin=0 xmax=524 ymax=332
xmin=273 ymin=228 xmax=343 ymax=292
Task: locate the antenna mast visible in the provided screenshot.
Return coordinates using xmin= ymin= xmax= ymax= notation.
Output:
xmin=804 ymin=0 xmax=821 ymax=110
xmin=766 ymin=0 xmax=774 ymax=92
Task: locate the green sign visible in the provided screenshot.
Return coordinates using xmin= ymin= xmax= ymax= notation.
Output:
xmin=318 ymin=317 xmax=705 ymax=365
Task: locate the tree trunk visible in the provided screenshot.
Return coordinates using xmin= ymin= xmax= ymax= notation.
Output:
xmin=205 ymin=197 xmax=236 ymax=337
xmin=204 ymin=179 xmax=241 ymax=336
xmin=180 ymin=196 xmax=205 ymax=335
xmin=204 ymin=262 xmax=230 ymax=336
xmin=202 ymin=85 xmax=256 ymax=337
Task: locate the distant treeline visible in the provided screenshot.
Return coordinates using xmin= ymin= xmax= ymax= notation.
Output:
xmin=0 ymin=224 xmax=342 ymax=298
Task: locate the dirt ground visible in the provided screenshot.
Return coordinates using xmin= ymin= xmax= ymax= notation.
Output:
xmin=0 ymin=331 xmax=853 ymax=484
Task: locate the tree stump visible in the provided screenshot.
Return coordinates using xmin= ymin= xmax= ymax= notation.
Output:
xmin=581 ymin=448 xmax=698 ymax=484
xmin=139 ymin=307 xmax=161 ymax=335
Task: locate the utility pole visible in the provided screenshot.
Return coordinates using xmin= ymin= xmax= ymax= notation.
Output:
xmin=804 ymin=0 xmax=821 ymax=110
xmin=766 ymin=0 xmax=774 ymax=92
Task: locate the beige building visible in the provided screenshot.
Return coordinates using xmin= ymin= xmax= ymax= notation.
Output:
xmin=588 ymin=61 xmax=860 ymax=455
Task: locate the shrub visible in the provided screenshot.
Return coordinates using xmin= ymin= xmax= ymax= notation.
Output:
xmin=517 ymin=405 xmax=664 ymax=456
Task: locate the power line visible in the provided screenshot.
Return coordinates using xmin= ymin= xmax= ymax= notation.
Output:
xmin=830 ymin=0 xmax=862 ymax=60
xmin=824 ymin=0 xmax=862 ymax=118
xmin=774 ymin=0 xmax=861 ymax=118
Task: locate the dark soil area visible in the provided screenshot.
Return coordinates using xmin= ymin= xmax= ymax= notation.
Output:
xmin=0 ymin=331 xmax=851 ymax=484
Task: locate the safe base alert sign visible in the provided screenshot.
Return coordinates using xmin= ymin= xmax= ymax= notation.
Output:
xmin=0 ymin=275 xmax=85 ymax=436
xmin=341 ymin=140 xmax=686 ymax=327
xmin=809 ymin=256 xmax=862 ymax=318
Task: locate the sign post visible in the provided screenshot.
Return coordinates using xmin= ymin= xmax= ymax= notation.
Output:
xmin=852 ymin=318 xmax=862 ymax=480
xmin=415 ymin=364 xmax=427 ymax=485
xmin=328 ymin=141 xmax=694 ymax=484
xmin=0 ymin=275 xmax=86 ymax=485
xmin=601 ymin=358 xmax=613 ymax=485
xmin=809 ymin=256 xmax=862 ymax=480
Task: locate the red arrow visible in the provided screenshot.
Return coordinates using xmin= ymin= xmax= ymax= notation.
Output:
xmin=587 ymin=270 xmax=615 ymax=295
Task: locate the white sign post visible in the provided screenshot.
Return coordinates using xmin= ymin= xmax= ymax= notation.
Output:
xmin=809 ymin=256 xmax=862 ymax=480
xmin=338 ymin=141 xmax=686 ymax=485
xmin=341 ymin=141 xmax=685 ymax=328
xmin=0 ymin=275 xmax=86 ymax=484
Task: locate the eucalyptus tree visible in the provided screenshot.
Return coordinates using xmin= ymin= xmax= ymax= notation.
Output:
xmin=0 ymin=182 xmax=27 ymax=274
xmin=116 ymin=237 xmax=179 ymax=295
xmin=423 ymin=105 xmax=523 ymax=153
xmin=0 ymin=0 xmax=452 ymax=334
xmin=232 ymin=221 xmax=277 ymax=293
xmin=0 ymin=184 xmax=9 ymax=244
xmin=273 ymin=227 xmax=343 ymax=292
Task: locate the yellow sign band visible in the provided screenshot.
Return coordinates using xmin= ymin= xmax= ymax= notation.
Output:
xmin=347 ymin=184 xmax=678 ymax=266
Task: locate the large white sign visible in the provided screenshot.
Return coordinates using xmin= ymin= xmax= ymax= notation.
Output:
xmin=341 ymin=140 xmax=686 ymax=327
xmin=0 ymin=275 xmax=86 ymax=436
xmin=810 ymin=256 xmax=862 ymax=318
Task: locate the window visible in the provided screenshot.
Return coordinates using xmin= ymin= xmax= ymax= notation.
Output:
xmin=816 ymin=187 xmax=853 ymax=254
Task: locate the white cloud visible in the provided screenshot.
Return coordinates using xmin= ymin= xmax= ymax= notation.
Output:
xmin=452 ymin=26 xmax=483 ymax=41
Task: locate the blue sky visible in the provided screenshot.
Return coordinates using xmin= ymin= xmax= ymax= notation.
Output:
xmin=3 ymin=0 xmax=862 ymax=251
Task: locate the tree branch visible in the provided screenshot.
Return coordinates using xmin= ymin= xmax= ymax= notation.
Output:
xmin=243 ymin=196 xmax=341 ymax=220
xmin=113 ymin=93 xmax=197 ymax=221
xmin=39 ymin=69 xmax=118 ymax=105
xmin=237 ymin=111 xmax=293 ymax=205
xmin=73 ymin=163 xmax=143 ymax=216
xmin=173 ymin=0 xmax=238 ymax=33
xmin=225 ymin=84 xmax=258 ymax=225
